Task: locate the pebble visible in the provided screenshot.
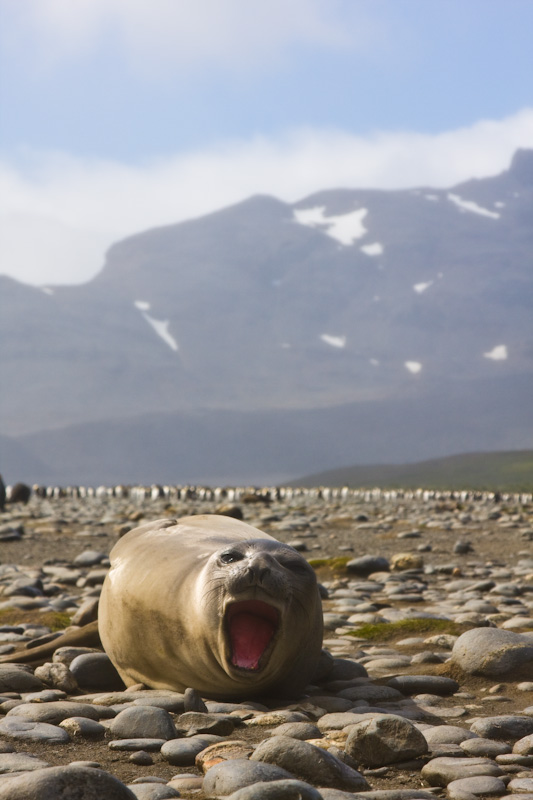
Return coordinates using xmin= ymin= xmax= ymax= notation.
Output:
xmin=1 ymin=488 xmax=533 ymax=798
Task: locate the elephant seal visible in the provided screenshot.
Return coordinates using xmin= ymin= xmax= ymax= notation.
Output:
xmin=99 ymin=514 xmax=323 ymax=700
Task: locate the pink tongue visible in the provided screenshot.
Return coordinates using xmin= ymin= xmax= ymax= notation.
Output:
xmin=229 ymin=612 xmax=275 ymax=669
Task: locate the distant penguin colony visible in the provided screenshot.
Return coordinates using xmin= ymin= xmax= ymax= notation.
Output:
xmin=9 ymin=482 xmax=529 ymax=505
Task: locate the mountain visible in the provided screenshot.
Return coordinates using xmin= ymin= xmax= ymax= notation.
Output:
xmin=1 ymin=149 xmax=532 ymax=486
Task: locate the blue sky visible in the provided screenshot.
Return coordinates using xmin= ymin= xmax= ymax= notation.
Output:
xmin=1 ymin=0 xmax=532 ymax=285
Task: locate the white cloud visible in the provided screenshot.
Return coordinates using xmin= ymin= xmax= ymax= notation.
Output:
xmin=1 ymin=109 xmax=532 ymax=285
xmin=3 ymin=0 xmax=359 ymax=74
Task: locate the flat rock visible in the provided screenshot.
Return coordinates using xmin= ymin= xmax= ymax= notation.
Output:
xmin=226 ymin=779 xmax=323 ymax=800
xmin=203 ymin=758 xmax=294 ymax=796
xmin=251 ymin=735 xmax=369 ymax=792
xmin=0 ymin=717 xmax=70 ymax=743
xmin=421 ymin=756 xmax=503 ymax=787
xmin=108 ymin=706 xmax=177 ymax=740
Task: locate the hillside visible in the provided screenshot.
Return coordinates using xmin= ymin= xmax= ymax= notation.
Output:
xmin=289 ymin=450 xmax=533 ymax=492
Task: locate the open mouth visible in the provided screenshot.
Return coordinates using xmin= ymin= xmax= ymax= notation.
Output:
xmin=225 ymin=600 xmax=280 ymax=670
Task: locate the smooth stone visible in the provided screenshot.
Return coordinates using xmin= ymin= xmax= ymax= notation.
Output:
xmin=0 ymin=752 xmax=50 ymax=773
xmin=202 ymin=758 xmax=294 ymax=796
xmin=69 ymin=652 xmax=125 ymax=691
xmin=507 ymin=778 xmax=533 ymax=792
xmin=387 ymin=675 xmax=459 ymax=696
xmin=324 ymin=659 xmax=368 ymax=681
xmin=318 ymin=713 xmax=374 ymax=732
xmin=59 ymin=717 xmax=106 ymax=739
xmin=251 ymin=735 xmax=369 ymax=792
xmin=337 ymin=685 xmax=403 ymax=703
xmin=108 ymin=739 xmax=165 ymax=752
xmin=0 ymin=717 xmax=70 ymax=743
xmin=52 ymin=646 xmax=102 ymax=666
xmin=446 ymin=775 xmax=507 ymax=799
xmin=460 ymin=738 xmax=511 ymax=757
xmin=346 ymin=556 xmax=390 ymax=576
xmin=226 ymin=779 xmax=323 ymax=800
xmin=270 ymin=722 xmax=322 ymax=740
xmin=108 ymin=706 xmax=177 ymax=740
xmin=128 ymin=751 xmax=153 ymax=766
xmin=127 ymin=784 xmax=179 ymax=800
xmin=344 ymin=714 xmax=428 ymax=767
xmin=423 ymin=726 xmax=478 ymax=746
xmin=166 ymin=774 xmax=204 ymax=791
xmin=451 ymin=628 xmax=533 ymax=677
xmin=319 ymin=791 xmax=436 ymax=799
xmin=514 ymin=734 xmax=533 ymax=755
xmin=0 ymin=665 xmax=44 ymax=693
xmin=161 ymin=734 xmax=223 ymax=766
xmin=6 ymin=701 xmax=100 ymax=724
xmin=0 ymin=765 xmax=136 ymax=798
xmin=421 ymin=756 xmax=503 ymax=787
xmin=469 ymin=715 xmax=533 ymax=742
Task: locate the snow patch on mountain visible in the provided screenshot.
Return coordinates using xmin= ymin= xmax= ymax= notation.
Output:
xmin=360 ymin=242 xmax=383 ymax=256
xmin=447 ymin=193 xmax=501 ymax=219
xmin=293 ymin=206 xmax=368 ymax=245
xmin=405 ymin=361 xmax=422 ymax=374
xmin=321 ymin=334 xmax=346 ymax=348
xmin=134 ymin=300 xmax=179 ymax=352
xmin=484 ymin=344 xmax=508 ymax=361
xmin=413 ymin=281 xmax=433 ymax=294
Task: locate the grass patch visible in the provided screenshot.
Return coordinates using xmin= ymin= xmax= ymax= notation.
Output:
xmin=0 ymin=608 xmax=71 ymax=631
xmin=345 ymin=617 xmax=470 ymax=642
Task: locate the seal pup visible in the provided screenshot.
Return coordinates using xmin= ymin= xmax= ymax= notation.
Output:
xmin=99 ymin=514 xmax=323 ymax=700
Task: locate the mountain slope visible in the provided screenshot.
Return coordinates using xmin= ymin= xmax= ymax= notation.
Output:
xmin=0 ymin=150 xmax=532 ymax=484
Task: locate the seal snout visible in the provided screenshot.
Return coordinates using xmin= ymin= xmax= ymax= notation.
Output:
xmin=225 ymin=600 xmax=280 ymax=671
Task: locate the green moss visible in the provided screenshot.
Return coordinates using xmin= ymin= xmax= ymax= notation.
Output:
xmin=308 ymin=556 xmax=351 ymax=569
xmin=0 ymin=608 xmax=71 ymax=631
xmin=345 ymin=617 xmax=470 ymax=641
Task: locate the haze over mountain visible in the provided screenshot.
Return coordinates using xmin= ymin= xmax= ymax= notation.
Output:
xmin=1 ymin=150 xmax=532 ymax=486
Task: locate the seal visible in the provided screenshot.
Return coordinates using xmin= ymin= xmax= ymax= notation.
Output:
xmin=98 ymin=514 xmax=323 ymax=700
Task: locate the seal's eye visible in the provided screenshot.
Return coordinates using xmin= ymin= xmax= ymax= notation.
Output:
xmin=220 ymin=550 xmax=244 ymax=564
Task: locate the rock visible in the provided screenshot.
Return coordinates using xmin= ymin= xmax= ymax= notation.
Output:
xmin=34 ymin=662 xmax=78 ymax=693
xmin=0 ymin=765 xmax=136 ymax=798
xmin=390 ymin=552 xmax=424 ymax=571
xmin=0 ymin=752 xmax=50 ymax=773
xmin=446 ymin=775 xmax=507 ymax=799
xmin=6 ymin=701 xmax=100 ymax=724
xmin=108 ymin=739 xmax=166 ymax=752
xmin=69 ymin=652 xmax=125 ymax=691
xmin=421 ymin=756 xmax=503 ymax=787
xmin=270 ymin=722 xmax=322 ymax=740
xmin=196 ymin=740 xmax=255 ymax=771
xmin=344 ymin=714 xmax=428 ymax=767
xmin=423 ymin=726 xmax=478 ymax=746
xmin=460 ymin=738 xmax=511 ymax=757
xmin=469 ymin=715 xmax=533 ymax=742
xmin=226 ymin=779 xmax=323 ymax=800
xmin=0 ymin=664 xmax=44 ymax=693
xmin=346 ymin=556 xmax=389 ymax=576
xmin=450 ymin=627 xmax=533 ymax=677
xmin=59 ymin=717 xmax=106 ymax=739
xmin=176 ymin=710 xmax=235 ymax=736
xmin=108 ymin=706 xmax=177 ymax=740
xmin=202 ymin=758 xmax=294 ymax=796
xmin=161 ymin=734 xmax=223 ymax=766
xmin=251 ymin=735 xmax=369 ymax=791
xmin=183 ymin=687 xmax=208 ymax=712
xmin=0 ymin=717 xmax=70 ymax=743
xmin=70 ymin=598 xmax=100 ymax=626
xmin=514 ymin=733 xmax=533 ymax=755
xmin=387 ymin=675 xmax=459 ymax=696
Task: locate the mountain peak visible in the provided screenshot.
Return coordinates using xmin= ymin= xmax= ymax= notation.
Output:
xmin=508 ymin=148 xmax=533 ymax=184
